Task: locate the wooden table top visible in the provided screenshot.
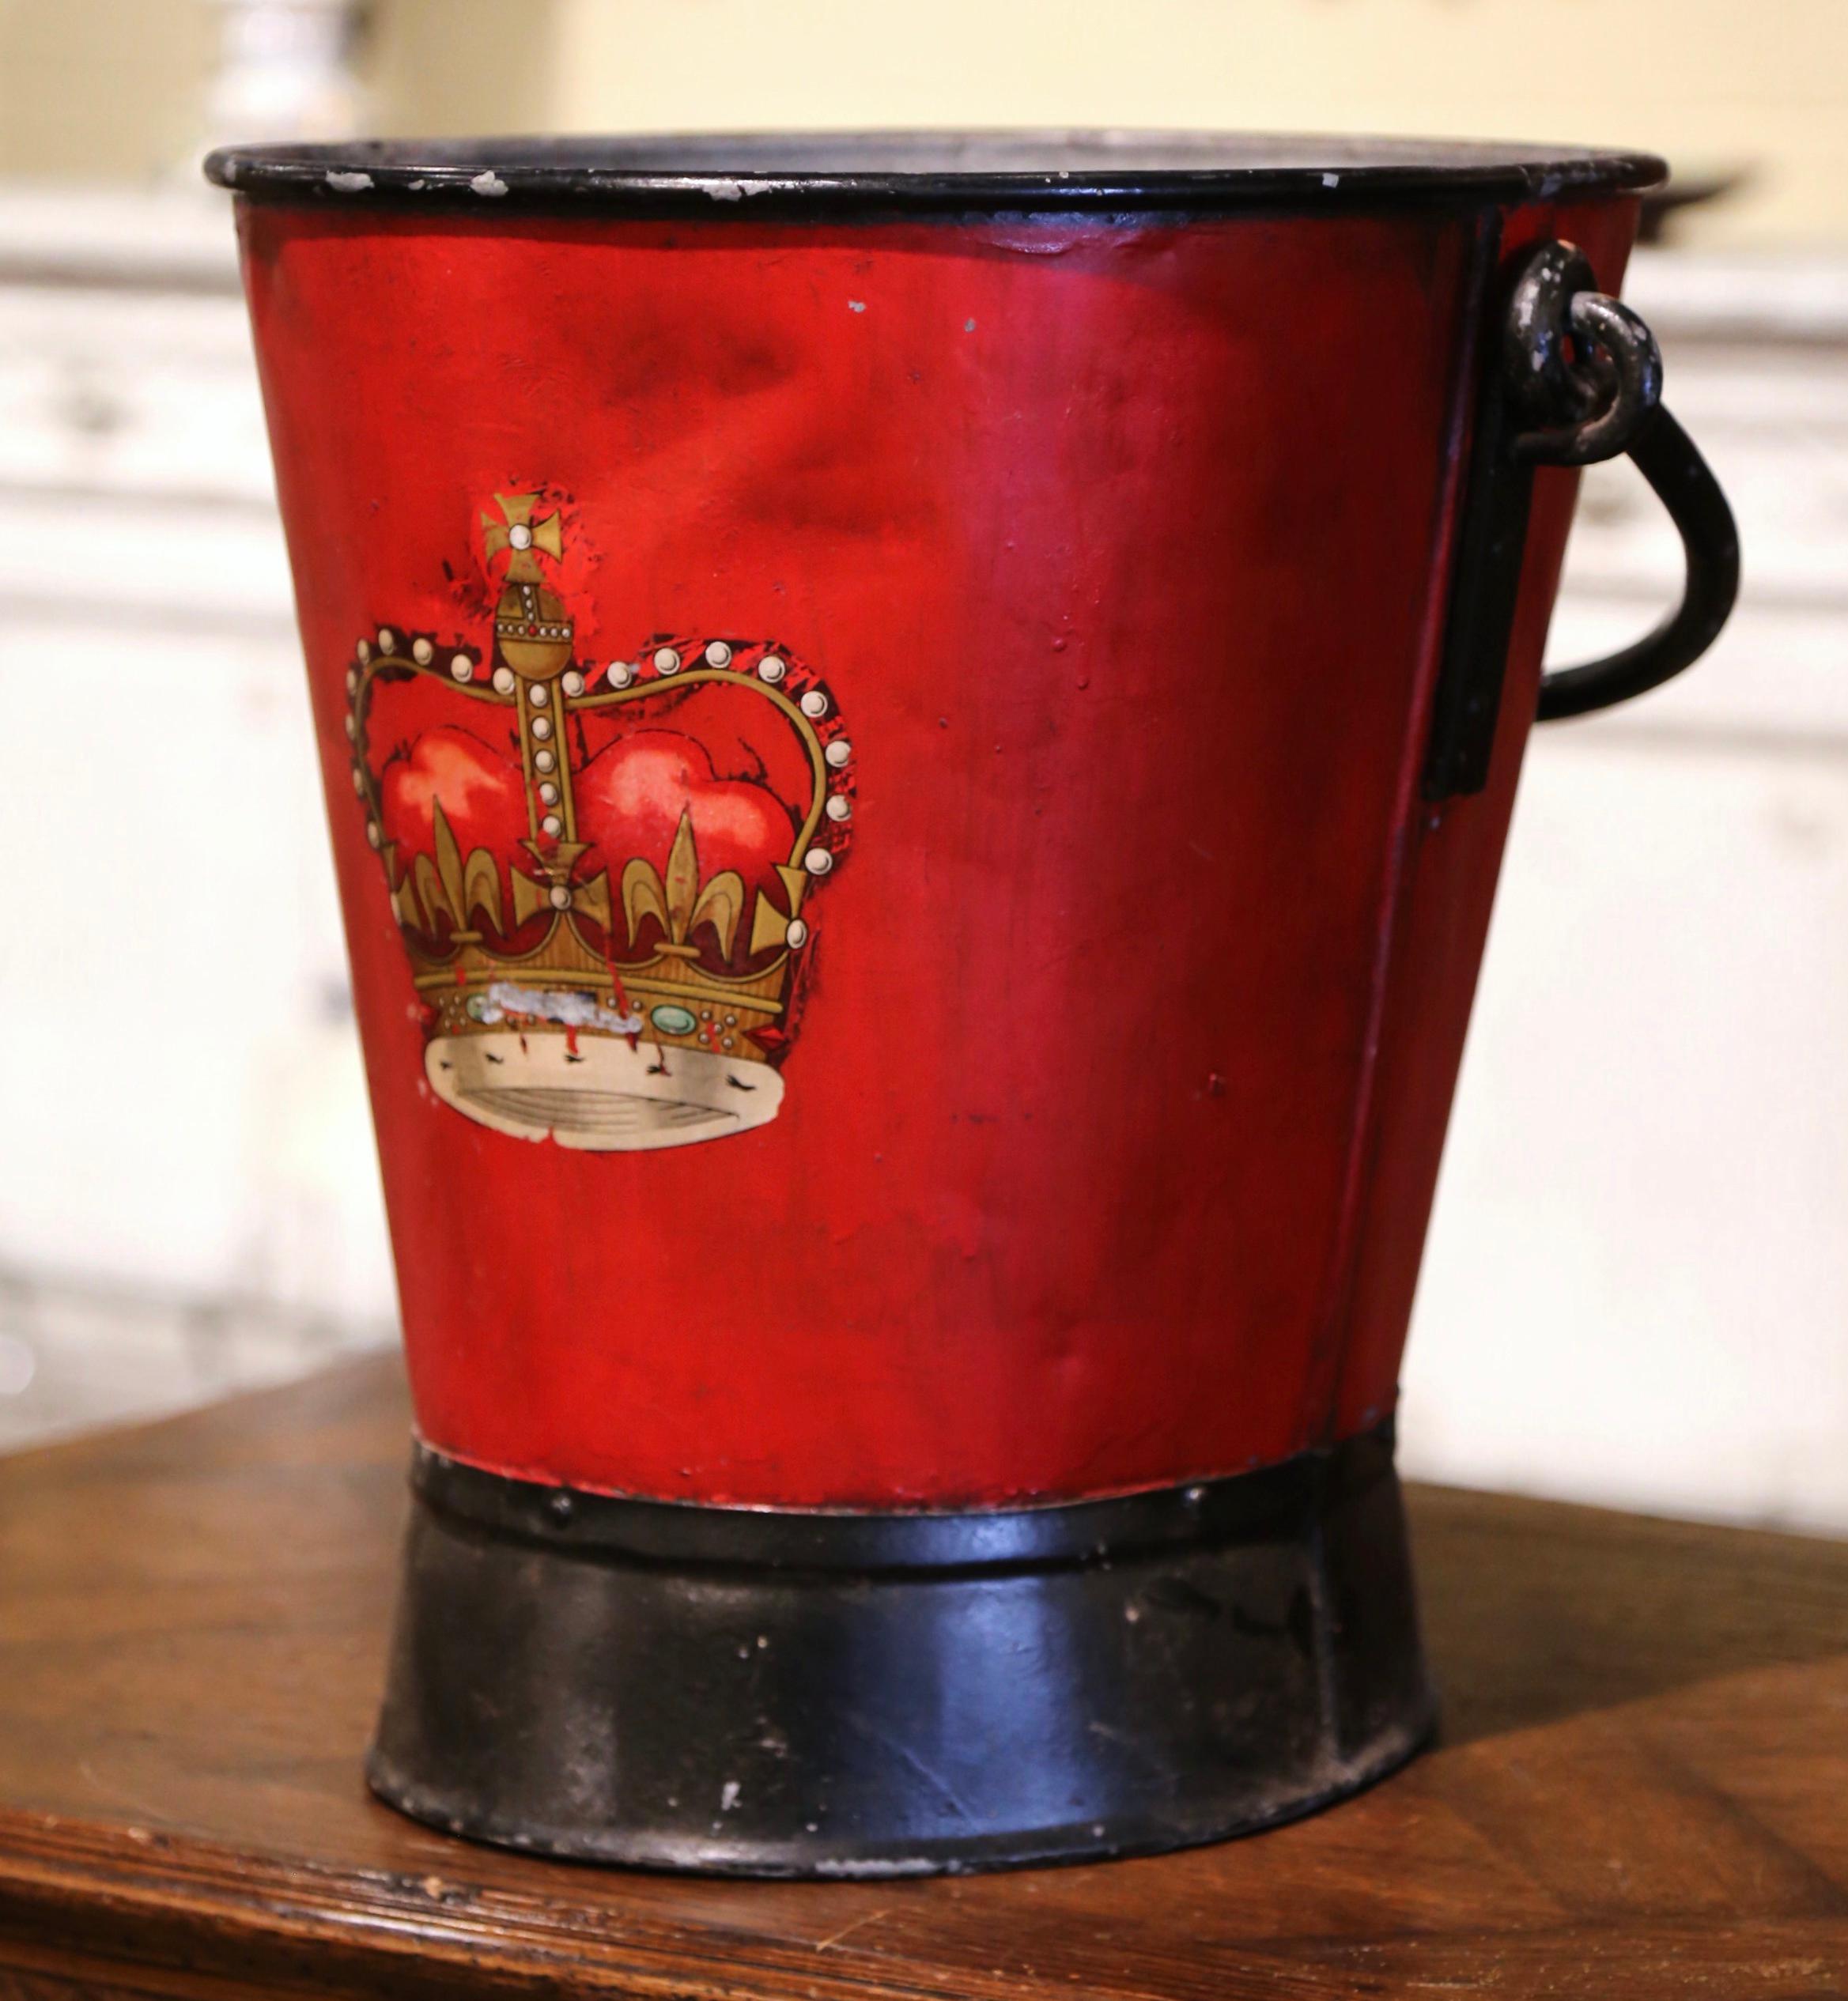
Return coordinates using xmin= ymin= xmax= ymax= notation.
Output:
xmin=0 ymin=1358 xmax=1845 ymax=1999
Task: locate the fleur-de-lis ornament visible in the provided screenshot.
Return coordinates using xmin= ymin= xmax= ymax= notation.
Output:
xmin=622 ymin=810 xmax=745 ymax=959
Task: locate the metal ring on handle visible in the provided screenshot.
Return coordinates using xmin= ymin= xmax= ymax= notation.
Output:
xmin=1505 ymin=241 xmax=1604 ymax=430
xmin=1516 ymin=291 xmax=1664 ymax=469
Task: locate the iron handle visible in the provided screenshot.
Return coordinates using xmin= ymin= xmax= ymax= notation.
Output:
xmin=1509 ymin=251 xmax=1740 ymax=721
xmin=1422 ymin=240 xmax=1741 ymax=797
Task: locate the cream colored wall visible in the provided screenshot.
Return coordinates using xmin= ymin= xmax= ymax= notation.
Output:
xmin=1 ymin=0 xmax=1844 ymax=246
xmin=391 ymin=0 xmax=1845 ymax=247
xmin=363 ymin=0 xmax=563 ymax=142
xmin=0 ymin=0 xmax=218 ymax=184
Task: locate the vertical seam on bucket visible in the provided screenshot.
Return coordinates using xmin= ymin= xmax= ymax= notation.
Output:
xmin=1294 ymin=206 xmax=1504 ymax=1452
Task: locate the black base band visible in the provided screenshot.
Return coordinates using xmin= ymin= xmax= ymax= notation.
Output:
xmin=368 ymin=1426 xmax=1434 ymax=1877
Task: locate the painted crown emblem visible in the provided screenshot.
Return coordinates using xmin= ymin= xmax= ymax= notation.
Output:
xmin=344 ymin=492 xmax=853 ymax=1151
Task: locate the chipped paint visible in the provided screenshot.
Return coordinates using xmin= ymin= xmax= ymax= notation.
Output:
xmin=325 ymin=170 xmax=374 ymax=193
xmin=478 ymin=983 xmax=641 ymax=1036
xmin=676 ymin=176 xmax=788 ymax=202
xmin=807 ymin=1855 xmax=952 ymax=1878
xmin=848 ymin=300 xmax=867 ymax=313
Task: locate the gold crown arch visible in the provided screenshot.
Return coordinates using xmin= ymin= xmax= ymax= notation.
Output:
xmin=342 ymin=493 xmax=852 ymax=1152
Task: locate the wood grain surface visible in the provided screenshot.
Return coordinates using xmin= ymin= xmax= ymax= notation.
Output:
xmin=0 ymin=1357 xmax=1844 ymax=1999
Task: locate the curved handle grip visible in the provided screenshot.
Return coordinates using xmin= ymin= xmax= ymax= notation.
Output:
xmin=1535 ymin=402 xmax=1740 ymax=721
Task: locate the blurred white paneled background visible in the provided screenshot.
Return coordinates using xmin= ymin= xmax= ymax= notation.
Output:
xmin=0 ymin=191 xmax=394 ymax=1445
xmin=0 ymin=182 xmax=1844 ymax=1529
xmin=1408 ymin=259 xmax=1848 ymax=1529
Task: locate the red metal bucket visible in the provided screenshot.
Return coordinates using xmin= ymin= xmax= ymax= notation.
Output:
xmin=206 ymin=134 xmax=1736 ymax=1875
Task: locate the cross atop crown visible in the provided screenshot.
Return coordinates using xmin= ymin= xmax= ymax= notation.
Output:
xmin=483 ymin=492 xmax=573 ymax=679
xmin=481 ymin=491 xmax=563 ymax=583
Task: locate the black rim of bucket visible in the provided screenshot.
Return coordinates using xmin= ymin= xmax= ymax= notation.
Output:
xmin=204 ymin=130 xmax=1667 ymax=217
